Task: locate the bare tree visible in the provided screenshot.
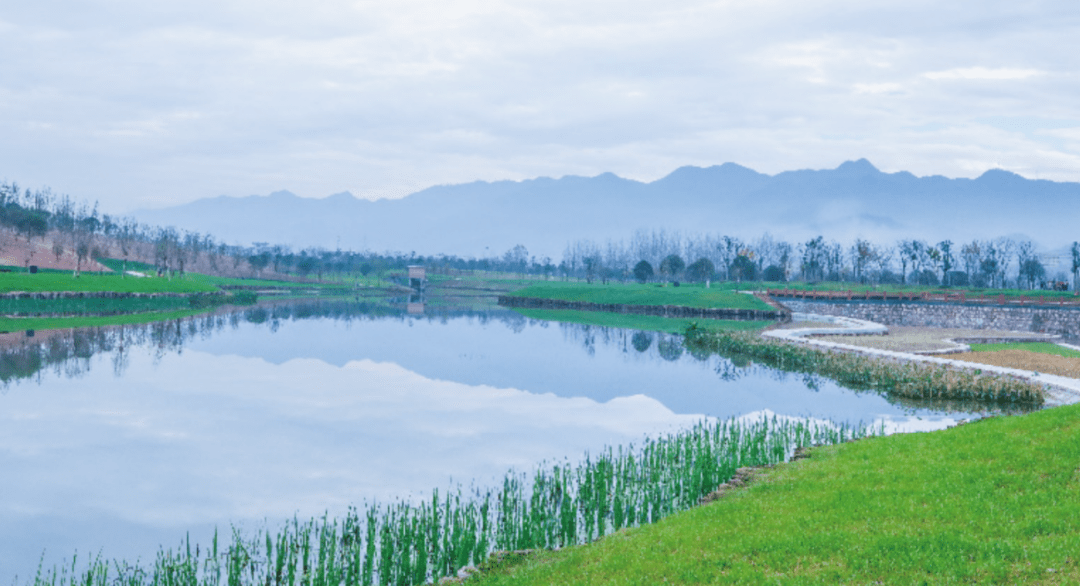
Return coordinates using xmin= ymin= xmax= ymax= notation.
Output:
xmin=851 ymin=238 xmax=876 ymax=283
xmin=1014 ymin=239 xmax=1036 ymax=289
xmin=1072 ymin=242 xmax=1080 ymax=292
xmin=995 ymin=237 xmax=1016 ymax=288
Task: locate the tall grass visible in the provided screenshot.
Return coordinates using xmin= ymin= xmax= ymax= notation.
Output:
xmin=684 ymin=325 xmax=1046 ymax=405
xmin=23 ymin=416 xmax=873 ymax=586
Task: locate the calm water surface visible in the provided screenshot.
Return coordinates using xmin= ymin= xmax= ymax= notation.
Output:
xmin=0 ymin=301 xmax=995 ymax=582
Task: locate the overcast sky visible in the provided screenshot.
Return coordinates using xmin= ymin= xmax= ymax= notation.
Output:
xmin=1 ymin=0 xmax=1078 ymax=212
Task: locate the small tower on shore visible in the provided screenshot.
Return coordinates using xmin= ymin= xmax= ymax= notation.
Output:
xmin=407 ymin=265 xmax=426 ymax=291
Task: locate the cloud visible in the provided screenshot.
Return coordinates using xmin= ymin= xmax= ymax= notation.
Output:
xmin=923 ymin=67 xmax=1045 ymax=81
xmin=0 ymin=0 xmax=1077 ymax=212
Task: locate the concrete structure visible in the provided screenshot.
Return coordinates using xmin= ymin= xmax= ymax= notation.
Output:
xmin=407 ymin=265 xmax=426 ymax=291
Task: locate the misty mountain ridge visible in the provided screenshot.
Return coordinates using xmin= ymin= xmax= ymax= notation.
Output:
xmin=132 ymin=160 xmax=1078 ymax=259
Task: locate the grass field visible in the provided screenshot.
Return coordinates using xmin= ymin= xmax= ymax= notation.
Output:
xmin=969 ymin=342 xmax=1080 ymax=358
xmin=512 ymin=308 xmax=771 ymax=334
xmin=0 ymin=271 xmax=219 ymax=293
xmin=508 ymin=281 xmax=775 ymax=311
xmin=470 ymin=403 xmax=1080 ymax=585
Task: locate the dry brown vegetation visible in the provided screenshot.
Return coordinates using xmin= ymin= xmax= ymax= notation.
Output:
xmin=814 ymin=326 xmax=1051 ymax=354
xmin=0 ymin=229 xmax=110 ymax=272
xmin=949 ymin=350 xmax=1080 ymax=378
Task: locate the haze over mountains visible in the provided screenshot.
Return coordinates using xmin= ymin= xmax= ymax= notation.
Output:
xmin=133 ymin=160 xmax=1080 ymax=259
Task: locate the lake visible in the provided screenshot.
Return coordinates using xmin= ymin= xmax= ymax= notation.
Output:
xmin=0 ymin=299 xmax=1003 ymax=583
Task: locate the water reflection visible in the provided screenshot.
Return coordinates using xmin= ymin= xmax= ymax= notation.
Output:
xmin=1 ymin=298 xmax=1015 ymax=583
xmin=0 ymin=300 xmax=1035 ymax=420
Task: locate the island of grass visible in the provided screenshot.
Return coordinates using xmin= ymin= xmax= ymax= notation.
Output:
xmin=504 ymin=281 xmax=777 ymax=312
xmin=469 ymin=402 xmax=1080 ymax=585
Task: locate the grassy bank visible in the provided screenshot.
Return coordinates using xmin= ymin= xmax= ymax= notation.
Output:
xmin=512 ymin=308 xmax=771 ymax=334
xmin=0 ymin=308 xmax=215 ymax=332
xmin=0 ymin=295 xmax=197 ymax=316
xmin=684 ymin=326 xmax=1046 ymax=405
xmin=507 ymin=281 xmax=775 ymax=311
xmin=0 ymin=270 xmax=218 ymax=293
xmin=471 ymin=403 xmax=1080 ymax=585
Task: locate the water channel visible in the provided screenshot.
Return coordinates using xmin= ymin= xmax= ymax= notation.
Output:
xmin=0 ymin=299 xmax=1020 ymax=583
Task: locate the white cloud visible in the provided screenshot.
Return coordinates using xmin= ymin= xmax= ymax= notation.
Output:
xmin=923 ymin=67 xmax=1046 ymax=81
xmin=0 ymin=0 xmax=1077 ymax=210
xmin=853 ymin=82 xmax=904 ymax=94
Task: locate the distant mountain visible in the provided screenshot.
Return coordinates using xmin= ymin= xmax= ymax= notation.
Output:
xmin=131 ymin=160 xmax=1080 ymax=258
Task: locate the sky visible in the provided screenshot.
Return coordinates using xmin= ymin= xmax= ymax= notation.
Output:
xmin=1 ymin=0 xmax=1078 ymax=212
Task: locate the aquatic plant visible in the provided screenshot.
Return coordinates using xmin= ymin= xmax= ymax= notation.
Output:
xmin=23 ymin=416 xmax=871 ymax=586
xmin=683 ymin=325 xmax=1046 ymax=405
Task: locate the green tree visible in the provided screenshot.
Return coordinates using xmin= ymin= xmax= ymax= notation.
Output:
xmin=729 ymin=254 xmax=757 ymax=282
xmin=1020 ymin=258 xmax=1045 ymax=290
xmin=1072 ymin=242 xmax=1080 ymax=291
xmin=633 ymin=260 xmax=654 ymax=283
xmin=658 ymin=254 xmax=685 ymax=282
xmin=248 ymin=252 xmax=271 ymax=277
xmin=936 ymin=240 xmax=955 ymax=286
xmin=685 ymin=257 xmax=716 ymax=283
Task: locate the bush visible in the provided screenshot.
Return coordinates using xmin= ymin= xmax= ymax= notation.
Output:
xmin=762 ymin=265 xmax=786 ymax=282
xmin=946 ymin=270 xmax=968 ymax=287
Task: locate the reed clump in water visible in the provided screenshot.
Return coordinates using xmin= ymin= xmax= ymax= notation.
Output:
xmin=26 ymin=416 xmax=871 ymax=586
xmin=683 ymin=325 xmax=1046 ymax=405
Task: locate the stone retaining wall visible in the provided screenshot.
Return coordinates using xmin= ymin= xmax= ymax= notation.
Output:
xmin=498 ymin=295 xmax=784 ymax=321
xmin=782 ymin=298 xmax=1080 ymax=337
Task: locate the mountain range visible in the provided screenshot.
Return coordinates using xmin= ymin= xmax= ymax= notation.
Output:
xmin=131 ymin=159 xmax=1080 ymax=259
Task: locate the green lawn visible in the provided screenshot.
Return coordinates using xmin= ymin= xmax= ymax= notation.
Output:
xmin=0 ymin=271 xmax=218 ymax=293
xmin=512 ymin=308 xmax=771 ymax=334
xmin=969 ymin=342 xmax=1080 ymax=358
xmin=471 ymin=403 xmax=1080 ymax=585
xmin=508 ymin=281 xmax=775 ymax=311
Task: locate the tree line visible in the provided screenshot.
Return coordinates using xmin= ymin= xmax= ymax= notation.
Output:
xmin=0 ymin=179 xmax=554 ymax=283
xmin=553 ymin=230 xmax=1080 ymax=291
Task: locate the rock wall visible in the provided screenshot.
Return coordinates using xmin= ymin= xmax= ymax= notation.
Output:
xmin=782 ymin=299 xmax=1080 ymax=337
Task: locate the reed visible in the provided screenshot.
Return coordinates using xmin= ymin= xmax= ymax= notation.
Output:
xmin=683 ymin=325 xmax=1046 ymax=405
xmin=23 ymin=416 xmax=872 ymax=586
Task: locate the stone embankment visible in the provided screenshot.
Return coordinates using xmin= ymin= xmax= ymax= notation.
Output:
xmin=780 ymin=298 xmax=1080 ymax=338
xmin=497 ymin=295 xmax=786 ymax=321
